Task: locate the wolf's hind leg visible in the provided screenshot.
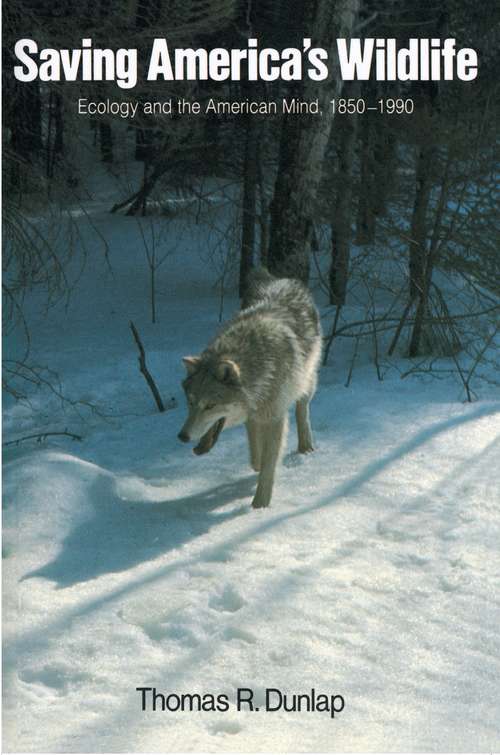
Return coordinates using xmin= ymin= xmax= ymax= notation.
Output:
xmin=246 ymin=419 xmax=262 ymax=472
xmin=296 ymin=396 xmax=314 ymax=453
xmin=252 ymin=416 xmax=287 ymax=509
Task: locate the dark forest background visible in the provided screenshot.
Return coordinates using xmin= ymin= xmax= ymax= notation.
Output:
xmin=3 ymin=0 xmax=500 ymax=406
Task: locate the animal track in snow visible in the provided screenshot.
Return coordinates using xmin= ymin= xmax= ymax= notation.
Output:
xmin=283 ymin=452 xmax=304 ymax=468
xmin=223 ymin=626 xmax=257 ymax=644
xmin=268 ymin=649 xmax=293 ymax=667
xmin=209 ymin=720 xmax=243 ymax=736
xmin=439 ymin=575 xmax=462 ymax=593
xmin=142 ymin=621 xmax=198 ymax=647
xmin=392 ymin=552 xmax=430 ymax=570
xmin=376 ymin=521 xmax=420 ymax=542
xmin=209 ymin=585 xmax=245 ymax=613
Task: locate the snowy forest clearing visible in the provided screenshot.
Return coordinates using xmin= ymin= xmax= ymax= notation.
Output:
xmin=3 ymin=193 xmax=500 ymax=752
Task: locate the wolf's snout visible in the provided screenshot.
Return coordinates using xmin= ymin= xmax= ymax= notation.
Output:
xmin=178 ymin=430 xmax=190 ymax=443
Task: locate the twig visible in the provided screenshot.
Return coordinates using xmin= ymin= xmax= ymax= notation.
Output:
xmin=345 ymin=333 xmax=361 ymax=388
xmin=462 ymin=324 xmax=499 ymax=402
xmin=129 ymin=321 xmax=166 ymax=412
xmin=3 ymin=430 xmax=82 ymax=447
xmin=371 ymin=309 xmax=383 ymax=381
xmin=387 ymin=299 xmax=413 ymax=355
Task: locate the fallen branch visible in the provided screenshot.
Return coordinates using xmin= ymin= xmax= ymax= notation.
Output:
xmin=3 ymin=430 xmax=82 ymax=447
xmin=129 ymin=320 xmax=166 ymax=412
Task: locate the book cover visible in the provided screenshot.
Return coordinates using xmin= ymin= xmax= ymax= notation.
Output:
xmin=2 ymin=0 xmax=499 ymax=752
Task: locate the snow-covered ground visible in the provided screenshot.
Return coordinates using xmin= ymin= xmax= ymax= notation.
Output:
xmin=3 ymin=177 xmax=500 ymax=752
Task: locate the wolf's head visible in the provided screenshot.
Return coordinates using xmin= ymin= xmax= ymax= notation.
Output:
xmin=178 ymin=356 xmax=247 ymax=454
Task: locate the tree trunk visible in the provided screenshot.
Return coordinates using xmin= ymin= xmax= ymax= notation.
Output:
xmin=408 ymin=3 xmax=445 ymax=303
xmin=355 ymin=116 xmax=376 ymax=245
xmin=135 ymin=125 xmax=153 ymax=161
xmin=408 ymin=110 xmax=435 ymax=304
xmin=372 ymin=125 xmax=396 ymax=218
xmin=100 ymin=122 xmax=113 ymax=163
xmin=329 ymin=84 xmax=359 ymax=304
xmin=408 ymin=149 xmax=451 ymax=357
xmin=406 ymin=3 xmax=447 ymax=355
xmin=46 ymin=91 xmax=64 ymax=179
xmin=267 ymin=0 xmax=359 ymax=282
xmin=54 ymin=93 xmax=64 ymax=156
xmin=11 ymin=80 xmax=42 ymax=159
xmin=239 ymin=115 xmax=259 ymax=299
xmin=406 ymin=123 xmax=435 ymax=357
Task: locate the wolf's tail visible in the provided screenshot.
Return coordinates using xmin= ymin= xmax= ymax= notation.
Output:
xmin=241 ymin=266 xmax=275 ymax=309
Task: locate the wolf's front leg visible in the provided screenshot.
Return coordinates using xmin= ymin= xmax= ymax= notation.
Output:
xmin=246 ymin=419 xmax=262 ymax=471
xmin=251 ymin=416 xmax=287 ymax=509
xmin=295 ymin=396 xmax=314 ymax=453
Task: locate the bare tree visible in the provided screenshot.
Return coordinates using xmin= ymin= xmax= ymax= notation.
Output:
xmin=267 ymin=0 xmax=360 ymax=282
xmin=329 ymin=82 xmax=360 ymax=304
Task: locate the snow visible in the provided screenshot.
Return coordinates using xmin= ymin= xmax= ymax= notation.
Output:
xmin=3 ymin=173 xmax=500 ymax=753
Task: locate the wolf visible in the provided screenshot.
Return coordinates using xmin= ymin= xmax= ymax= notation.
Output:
xmin=178 ymin=268 xmax=322 ymax=509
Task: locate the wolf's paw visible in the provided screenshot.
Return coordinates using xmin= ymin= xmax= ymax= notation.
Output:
xmin=298 ymin=443 xmax=314 ymax=454
xmin=250 ymin=461 xmax=261 ymax=472
xmin=251 ymin=494 xmax=270 ymax=509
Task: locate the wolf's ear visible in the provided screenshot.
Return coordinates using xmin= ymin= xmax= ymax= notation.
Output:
xmin=216 ymin=359 xmax=241 ymax=385
xmin=182 ymin=356 xmax=201 ymax=375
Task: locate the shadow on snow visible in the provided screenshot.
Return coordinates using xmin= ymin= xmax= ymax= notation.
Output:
xmin=23 ymin=475 xmax=254 ymax=588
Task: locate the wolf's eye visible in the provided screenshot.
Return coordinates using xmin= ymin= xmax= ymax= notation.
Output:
xmin=204 ymin=403 xmax=216 ymax=411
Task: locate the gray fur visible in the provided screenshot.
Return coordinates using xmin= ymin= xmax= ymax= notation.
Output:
xmin=179 ymin=268 xmax=322 ymax=509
